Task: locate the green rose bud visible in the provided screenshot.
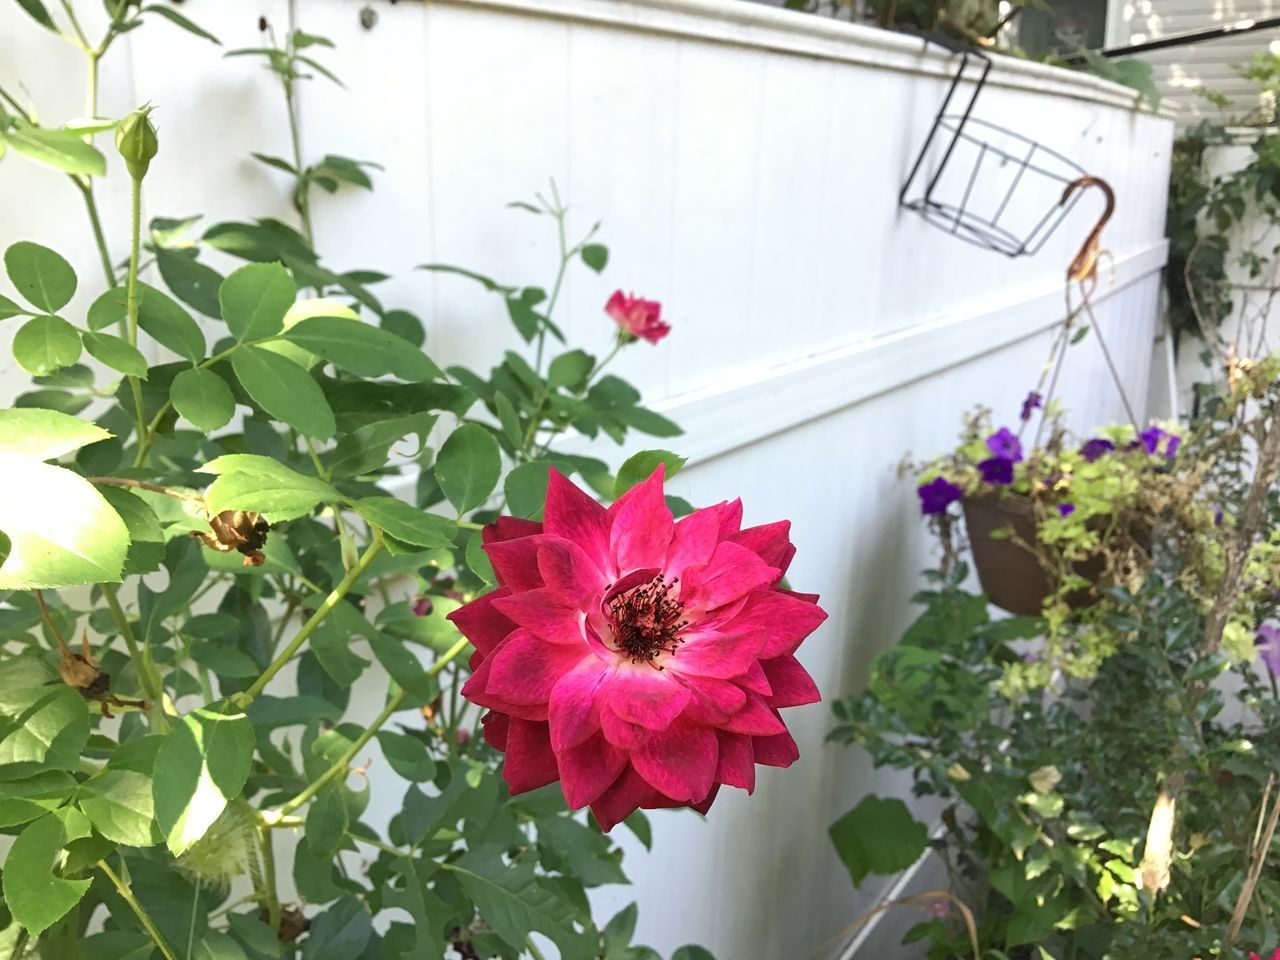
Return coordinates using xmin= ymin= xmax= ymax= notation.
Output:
xmin=115 ymin=106 xmax=158 ymax=181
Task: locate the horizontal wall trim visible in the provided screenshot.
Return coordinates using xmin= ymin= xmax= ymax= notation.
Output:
xmin=641 ymin=240 xmax=1169 ymax=467
xmin=434 ymin=0 xmax=1177 ymax=117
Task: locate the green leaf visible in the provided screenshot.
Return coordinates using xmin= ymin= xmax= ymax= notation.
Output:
xmin=548 ymin=349 xmax=594 ymax=392
xmin=141 ymin=4 xmax=221 ymax=43
xmin=13 ymin=0 xmax=56 ymax=30
xmin=0 ymin=659 xmax=89 ymax=769
xmin=155 ymin=249 xmax=223 ymax=319
xmin=353 ymin=497 xmax=456 ymax=548
xmin=2 ymin=121 xmax=105 ymax=176
xmin=231 ymin=346 xmax=335 ymax=439
xmin=2 ymin=811 xmax=92 ymax=936
xmin=171 ymin=368 xmax=236 ymax=432
xmin=465 ymin=531 xmax=494 ymax=584
xmin=0 ymin=454 xmax=130 ymax=588
xmin=136 ymin=282 xmax=206 ymax=363
xmin=829 ymin=795 xmax=929 ymax=885
xmin=98 ymin=486 xmax=164 ymax=544
xmin=434 ymin=423 xmax=501 ymax=513
xmin=448 ymin=850 xmax=592 ymax=960
xmin=616 ymin=405 xmax=681 ymax=438
xmin=152 ymin=705 xmax=255 ymax=855
xmin=537 ymin=815 xmax=627 ymax=886
xmin=0 ymin=292 xmax=25 ymax=320
xmin=82 ymin=331 xmax=148 ymax=378
xmin=614 ymin=449 xmax=686 ymax=497
xmin=5 ymin=241 xmax=76 ymax=312
xmin=505 ymin=460 xmax=555 ymax=517
xmin=283 ymin=316 xmax=440 ymax=381
xmin=199 ymin=454 xmax=341 ymax=522
xmin=672 ymin=947 xmax=716 ymax=960
xmin=0 ymin=408 xmax=110 ymax=459
xmin=219 ymin=262 xmax=296 ymax=342
xmin=12 ymin=314 xmax=80 ymax=376
xmin=580 ymin=243 xmax=608 ymax=272
xmin=304 ymin=791 xmax=347 ymax=858
xmin=376 ymin=731 xmax=436 ymax=782
xmin=78 ymin=770 xmax=158 ymax=847
xmin=300 ymin=898 xmax=373 ymax=960
xmin=325 ymin=413 xmax=435 ymax=477
xmin=368 ymin=638 xmax=440 ymax=707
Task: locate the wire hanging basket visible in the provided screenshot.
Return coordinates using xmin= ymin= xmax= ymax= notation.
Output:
xmin=899 ymin=34 xmax=1090 ymax=258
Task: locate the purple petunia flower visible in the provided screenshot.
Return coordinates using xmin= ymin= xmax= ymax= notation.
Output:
xmin=1020 ymin=391 xmax=1043 ymax=422
xmin=1139 ymin=426 xmax=1165 ymax=455
xmin=1213 ymin=504 xmax=1224 ymax=527
xmin=986 ymin=428 xmax=1024 ymax=463
xmin=1165 ymin=434 xmax=1181 ymax=458
xmin=978 ymin=457 xmax=1014 ymax=485
xmin=1258 ymin=624 xmax=1280 ymax=676
xmin=1057 ymin=503 xmax=1075 ymax=517
xmin=1080 ymin=438 xmax=1115 ymax=463
xmin=917 ymin=476 xmax=963 ymax=515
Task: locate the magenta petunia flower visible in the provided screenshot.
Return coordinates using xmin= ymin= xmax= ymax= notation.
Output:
xmin=986 ymin=428 xmax=1023 ymax=463
xmin=917 ymin=476 xmax=963 ymax=515
xmin=448 ymin=468 xmax=826 ymax=830
xmin=978 ymin=457 xmax=1014 ymax=485
xmin=606 ymin=291 xmax=670 ymax=345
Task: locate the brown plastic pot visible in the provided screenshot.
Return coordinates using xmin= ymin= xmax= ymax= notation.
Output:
xmin=962 ymin=494 xmax=1124 ymax=617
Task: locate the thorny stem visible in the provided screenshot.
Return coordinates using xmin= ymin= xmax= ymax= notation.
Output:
xmin=265 ymin=636 xmax=472 ymax=821
xmin=238 ymin=533 xmax=385 ymax=703
xmin=76 ymin=179 xmax=118 ymax=290
xmin=97 ymin=860 xmax=180 ymax=960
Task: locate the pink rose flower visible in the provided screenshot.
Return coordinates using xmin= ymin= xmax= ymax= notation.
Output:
xmin=606 ymin=290 xmax=669 ymax=345
xmin=448 ymin=468 xmax=825 ymax=830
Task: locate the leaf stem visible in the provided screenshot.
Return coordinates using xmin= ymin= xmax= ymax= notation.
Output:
xmin=100 ymin=582 xmax=168 ymax=732
xmin=88 ymin=476 xmax=203 ymax=502
xmin=265 ymin=636 xmax=471 ymax=821
xmin=238 ymin=533 xmax=385 ymax=704
xmin=97 ymin=860 xmax=179 ymax=960
xmin=125 ymin=177 xmax=149 ymax=465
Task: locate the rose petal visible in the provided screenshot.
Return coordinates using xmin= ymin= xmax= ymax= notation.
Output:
xmin=761 ymin=655 xmax=821 ymax=708
xmin=558 ymin=732 xmax=628 ymax=808
xmin=483 ymin=630 xmax=590 ymax=706
xmin=682 ymin=676 xmax=748 ymax=724
xmin=590 ymin=766 xmax=660 ymax=832
xmin=608 ymin=467 xmax=674 ymax=572
xmin=503 ymin=718 xmax=560 ymax=795
xmin=485 ymin=516 xmax=542 ymax=544
xmin=673 ymin=625 xmax=767 ymax=680
xmin=731 ymin=590 xmax=828 ymax=659
xmin=723 ymin=693 xmax=788 ymax=736
xmin=481 ymin=711 xmax=509 ymax=751
xmin=665 ymin=506 xmax=724 ymax=578
xmin=484 ymin=536 xmax=545 ymax=591
xmin=538 ymin=537 xmax=608 ymax=605
xmin=462 ymin=654 xmax=550 ymax=721
xmin=548 ymin=660 xmax=610 ymax=751
xmin=753 ymin=727 xmax=799 ymax=768
xmin=606 ymin=668 xmax=692 ymax=731
xmin=600 ymin=705 xmax=647 ymax=750
xmin=731 ymin=520 xmax=795 ymax=576
xmin=630 ymin=720 xmax=718 ymax=803
xmin=447 ymin=587 xmax=516 ymax=658
xmin=681 ymin=541 xmax=779 ymax=613
xmin=491 ymin=588 xmax=588 ymax=645
xmin=715 ymin=731 xmax=756 ymax=792
xmin=544 ymin=469 xmax=611 ymax=568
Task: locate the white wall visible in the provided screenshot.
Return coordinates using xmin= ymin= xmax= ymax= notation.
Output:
xmin=0 ymin=1 xmax=1173 ymax=957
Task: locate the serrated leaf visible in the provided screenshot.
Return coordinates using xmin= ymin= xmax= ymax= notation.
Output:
xmin=13 ymin=314 xmax=81 ymax=376
xmin=829 ymin=795 xmax=928 ymax=885
xmin=137 ymin=282 xmax=206 ymax=362
xmin=0 ymin=454 xmax=129 ymax=588
xmin=434 ymin=423 xmax=501 ymax=513
xmin=283 ymin=316 xmax=440 ymax=381
xmin=353 ymin=497 xmax=456 ymax=547
xmin=5 ymin=241 xmax=75 ymax=312
xmin=199 ymin=454 xmax=341 ymax=522
xmin=171 ymin=368 xmax=236 ymax=432
xmin=83 ymin=331 xmax=148 ymax=378
xmin=376 ymin=731 xmax=436 ymax=782
xmin=219 ymin=262 xmax=296 ymax=342
xmin=156 ymin=249 xmax=223 ymax=318
xmin=2 ymin=811 xmax=92 ymax=936
xmin=0 ymin=408 xmax=111 ymax=459
xmin=78 ymin=770 xmax=158 ymax=847
xmin=615 ymin=450 xmax=686 ymax=498
xmin=0 ymin=659 xmax=89 ymax=768
xmin=231 ymin=346 xmax=335 ymax=439
xmin=152 ymin=705 xmax=254 ymax=855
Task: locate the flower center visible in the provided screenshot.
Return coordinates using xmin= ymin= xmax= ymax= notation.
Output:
xmin=607 ymin=574 xmax=688 ymax=666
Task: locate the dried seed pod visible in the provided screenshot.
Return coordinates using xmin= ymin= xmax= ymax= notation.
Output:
xmin=193 ymin=510 xmax=270 ymax=566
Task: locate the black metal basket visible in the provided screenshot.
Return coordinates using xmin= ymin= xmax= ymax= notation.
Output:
xmin=899 ymin=36 xmax=1089 ymax=258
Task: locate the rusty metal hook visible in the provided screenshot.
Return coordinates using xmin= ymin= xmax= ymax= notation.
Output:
xmin=1060 ymin=175 xmax=1115 ymax=289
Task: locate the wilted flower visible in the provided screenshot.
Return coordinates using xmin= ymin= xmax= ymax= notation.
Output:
xmin=412 ymin=597 xmax=433 ymax=617
xmin=1019 ymin=391 xmax=1042 ymax=422
xmin=978 ymin=457 xmax=1014 ymax=485
xmin=1079 ymin=438 xmax=1114 ymax=463
xmin=606 ymin=291 xmax=669 ymax=345
xmin=986 ymin=428 xmax=1023 ymax=463
xmin=917 ymin=476 xmax=962 ymax=515
xmin=192 ymin=510 xmax=269 ymax=567
xmin=1057 ymin=503 xmax=1075 ymax=517
xmin=450 ymin=468 xmax=825 ymax=830
xmin=1258 ymin=624 xmax=1280 ymax=676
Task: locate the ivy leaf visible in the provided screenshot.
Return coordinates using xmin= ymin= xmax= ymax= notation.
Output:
xmin=12 ymin=315 xmax=81 ymax=376
xmin=152 ymin=705 xmax=255 ymax=855
xmin=4 ymin=241 xmax=76 ymax=312
xmin=283 ymin=316 xmax=441 ymax=381
xmin=352 ymin=497 xmax=456 ymax=548
xmin=829 ymin=795 xmax=929 ymax=885
xmin=82 ymin=331 xmax=148 ymax=378
xmin=614 ymin=450 xmax=687 ymax=498
xmin=219 ymin=262 xmax=296 ymax=342
xmin=434 ymin=423 xmax=501 ymax=513
xmin=0 ymin=453 xmax=130 ymax=588
xmin=2 ymin=810 xmax=92 ymax=936
xmin=199 ymin=454 xmax=341 ymax=522
xmin=0 ymin=408 xmax=111 ymax=459
xmin=231 ymin=346 xmax=336 ymax=439
xmin=78 ymin=770 xmax=159 ymax=847
xmin=171 ymin=368 xmax=236 ymax=432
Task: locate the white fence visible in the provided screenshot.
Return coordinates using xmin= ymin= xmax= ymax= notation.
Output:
xmin=0 ymin=1 xmax=1174 ymax=956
